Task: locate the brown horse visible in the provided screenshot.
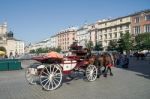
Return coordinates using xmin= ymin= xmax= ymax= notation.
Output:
xmin=87 ymin=52 xmax=116 ymax=78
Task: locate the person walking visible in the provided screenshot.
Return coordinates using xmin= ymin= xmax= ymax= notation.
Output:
xmin=122 ymin=55 xmax=129 ymax=68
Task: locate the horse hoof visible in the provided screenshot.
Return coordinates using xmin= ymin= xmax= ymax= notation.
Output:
xmin=104 ymin=74 xmax=107 ymax=77
xmin=110 ymin=73 xmax=113 ymax=76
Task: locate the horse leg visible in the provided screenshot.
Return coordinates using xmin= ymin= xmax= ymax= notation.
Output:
xmin=108 ymin=67 xmax=113 ymax=76
xmin=102 ymin=66 xmax=106 ymax=74
xmin=97 ymin=65 xmax=101 ymax=78
xmin=103 ymin=66 xmax=108 ymax=77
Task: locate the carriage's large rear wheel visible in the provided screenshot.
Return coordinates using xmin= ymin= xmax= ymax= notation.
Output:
xmin=40 ymin=64 xmax=62 ymax=91
xmin=86 ymin=64 xmax=97 ymax=81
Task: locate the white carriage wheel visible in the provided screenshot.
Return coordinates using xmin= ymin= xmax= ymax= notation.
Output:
xmin=40 ymin=64 xmax=62 ymax=91
xmin=86 ymin=64 xmax=97 ymax=81
xmin=25 ymin=68 xmax=38 ymax=85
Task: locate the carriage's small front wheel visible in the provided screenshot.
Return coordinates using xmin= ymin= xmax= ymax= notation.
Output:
xmin=40 ymin=64 xmax=62 ymax=91
xmin=86 ymin=64 xmax=97 ymax=81
xmin=25 ymin=68 xmax=38 ymax=85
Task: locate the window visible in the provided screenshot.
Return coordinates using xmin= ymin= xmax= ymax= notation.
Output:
xmin=145 ymin=15 xmax=150 ymax=21
xmin=120 ymin=26 xmax=122 ymax=30
xmin=134 ymin=26 xmax=141 ymax=34
xmin=109 ymin=28 xmax=112 ymax=32
xmin=100 ymin=35 xmax=102 ymax=40
xmin=104 ymin=34 xmax=107 ymax=39
xmin=125 ymin=30 xmax=129 ymax=33
xmin=144 ymin=24 xmax=150 ymax=32
xmin=119 ymin=32 xmax=123 ymax=37
xmin=114 ymin=33 xmax=117 ymax=38
xmin=126 ymin=25 xmax=129 ymax=29
xmin=135 ymin=17 xmax=140 ymax=23
xmin=120 ymin=19 xmax=122 ymax=22
xmin=109 ymin=34 xmax=112 ymax=39
xmin=92 ymin=25 xmax=95 ymax=28
xmin=114 ymin=27 xmax=117 ymax=31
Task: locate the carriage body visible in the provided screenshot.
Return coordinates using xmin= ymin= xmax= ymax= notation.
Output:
xmin=25 ymin=46 xmax=98 ymax=91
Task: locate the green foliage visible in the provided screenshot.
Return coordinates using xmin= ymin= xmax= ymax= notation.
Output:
xmin=135 ymin=32 xmax=150 ymax=50
xmin=29 ymin=47 xmax=62 ymax=54
xmin=85 ymin=40 xmax=94 ymax=51
xmin=117 ymin=32 xmax=133 ymax=53
xmin=0 ymin=46 xmax=6 ymax=52
xmin=107 ymin=40 xmax=117 ymax=51
xmin=94 ymin=41 xmax=103 ymax=51
xmin=29 ymin=49 xmax=36 ymax=53
xmin=54 ymin=46 xmax=62 ymax=53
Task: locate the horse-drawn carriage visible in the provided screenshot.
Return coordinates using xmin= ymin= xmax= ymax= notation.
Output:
xmin=25 ymin=46 xmax=98 ymax=91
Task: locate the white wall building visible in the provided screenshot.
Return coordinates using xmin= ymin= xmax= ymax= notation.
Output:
xmin=95 ymin=16 xmax=131 ymax=50
xmin=0 ymin=22 xmax=25 ymax=57
xmin=76 ymin=25 xmax=89 ymax=47
xmin=50 ymin=35 xmax=58 ymax=48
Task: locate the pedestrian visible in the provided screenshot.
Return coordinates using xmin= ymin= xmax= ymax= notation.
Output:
xmin=122 ymin=55 xmax=129 ymax=68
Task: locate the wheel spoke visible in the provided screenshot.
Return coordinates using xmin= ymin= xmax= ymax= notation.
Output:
xmin=51 ymin=80 xmax=54 ymax=90
xmin=52 ymin=65 xmax=55 ymax=72
xmin=87 ymin=74 xmax=90 ymax=80
xmin=40 ymin=75 xmax=48 ymax=79
xmin=54 ymin=73 xmax=61 ymax=77
xmin=53 ymin=68 xmax=59 ymax=74
xmin=42 ymin=71 xmax=49 ymax=76
xmin=52 ymin=79 xmax=57 ymax=87
xmin=53 ymin=76 xmax=61 ymax=79
xmin=48 ymin=80 xmax=51 ymax=90
xmin=45 ymin=67 xmax=50 ymax=74
xmin=53 ymin=78 xmax=60 ymax=83
xmin=44 ymin=80 xmax=50 ymax=87
xmin=41 ymin=78 xmax=49 ymax=83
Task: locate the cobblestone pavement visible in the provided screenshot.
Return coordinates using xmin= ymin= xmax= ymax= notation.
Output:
xmin=0 ymin=58 xmax=150 ymax=99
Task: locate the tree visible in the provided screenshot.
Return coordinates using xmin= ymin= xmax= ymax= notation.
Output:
xmin=107 ymin=40 xmax=117 ymax=51
xmin=0 ymin=46 xmax=6 ymax=52
xmin=85 ymin=40 xmax=94 ymax=51
xmin=117 ymin=37 xmax=125 ymax=53
xmin=29 ymin=49 xmax=36 ymax=53
xmin=55 ymin=46 xmax=62 ymax=52
xmin=36 ymin=48 xmax=43 ymax=54
xmin=117 ymin=32 xmax=133 ymax=54
xmin=135 ymin=32 xmax=150 ymax=51
xmin=94 ymin=41 xmax=103 ymax=51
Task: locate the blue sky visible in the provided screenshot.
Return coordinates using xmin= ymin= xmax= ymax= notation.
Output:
xmin=0 ymin=0 xmax=149 ymax=44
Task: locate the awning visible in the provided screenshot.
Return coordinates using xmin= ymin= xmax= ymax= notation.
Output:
xmin=47 ymin=51 xmax=63 ymax=58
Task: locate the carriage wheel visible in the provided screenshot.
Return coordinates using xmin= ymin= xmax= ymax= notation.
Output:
xmin=86 ymin=64 xmax=97 ymax=81
xmin=25 ymin=68 xmax=38 ymax=85
xmin=40 ymin=64 xmax=62 ymax=91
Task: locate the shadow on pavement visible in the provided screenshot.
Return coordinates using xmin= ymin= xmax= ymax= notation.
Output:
xmin=117 ymin=57 xmax=150 ymax=80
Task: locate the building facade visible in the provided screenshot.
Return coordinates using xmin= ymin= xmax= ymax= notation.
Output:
xmin=0 ymin=22 xmax=25 ymax=57
xmin=57 ymin=27 xmax=77 ymax=51
xmin=28 ymin=9 xmax=150 ymax=52
xmin=131 ymin=9 xmax=150 ymax=36
xmin=95 ymin=16 xmax=131 ymax=50
xmin=76 ymin=25 xmax=89 ymax=47
xmin=50 ymin=35 xmax=58 ymax=48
